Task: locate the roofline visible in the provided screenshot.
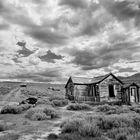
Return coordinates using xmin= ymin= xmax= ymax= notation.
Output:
xmin=96 ymin=73 xmax=124 ymax=84
xmin=74 ymin=83 xmax=96 ymax=85
xmin=65 ymin=76 xmax=73 ymax=88
xmin=124 ymin=82 xmax=139 ymax=89
xmin=65 ymin=73 xmax=124 ymax=88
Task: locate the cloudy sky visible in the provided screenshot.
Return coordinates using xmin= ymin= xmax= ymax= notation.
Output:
xmin=0 ymin=0 xmax=140 ymax=83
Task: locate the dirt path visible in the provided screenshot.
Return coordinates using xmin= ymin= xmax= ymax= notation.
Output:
xmin=19 ymin=106 xmax=76 ymax=140
xmin=39 ymin=106 xmax=78 ymax=140
xmin=3 ymin=88 xmax=20 ymax=102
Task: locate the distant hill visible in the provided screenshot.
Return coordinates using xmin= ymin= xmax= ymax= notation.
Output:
xmin=118 ymin=73 xmax=140 ymax=85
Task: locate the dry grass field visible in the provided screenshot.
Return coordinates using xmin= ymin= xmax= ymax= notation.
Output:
xmin=0 ymin=82 xmax=140 ymax=140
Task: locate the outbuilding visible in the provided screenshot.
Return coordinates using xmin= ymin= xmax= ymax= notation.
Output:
xmin=122 ymin=83 xmax=140 ymax=104
xmin=65 ymin=73 xmax=123 ymax=102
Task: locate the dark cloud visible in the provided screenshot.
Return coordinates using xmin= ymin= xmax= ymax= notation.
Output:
xmin=0 ymin=23 xmax=10 ymax=30
xmin=59 ymin=0 xmax=88 ymax=9
xmin=99 ymin=0 xmax=140 ymax=27
xmin=31 ymin=0 xmax=46 ymax=4
xmin=24 ymin=26 xmax=68 ymax=45
xmin=39 ymin=50 xmax=64 ymax=63
xmin=72 ymin=3 xmax=111 ymax=36
xmin=16 ymin=41 xmax=34 ymax=57
xmin=9 ymin=68 xmax=61 ymax=82
xmin=77 ymin=15 xmax=109 ymax=36
xmin=0 ymin=1 xmax=68 ymax=45
xmin=68 ymin=41 xmax=139 ymax=70
xmin=38 ymin=69 xmax=61 ymax=78
xmin=0 ymin=1 xmax=35 ymax=28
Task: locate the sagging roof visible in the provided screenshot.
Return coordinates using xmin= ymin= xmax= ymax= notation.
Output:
xmin=91 ymin=74 xmax=109 ymax=83
xmin=123 ymin=82 xmax=139 ymax=89
xmin=121 ymin=78 xmax=140 ymax=87
xmin=65 ymin=73 xmax=123 ymax=88
xmin=70 ymin=77 xmax=93 ymax=84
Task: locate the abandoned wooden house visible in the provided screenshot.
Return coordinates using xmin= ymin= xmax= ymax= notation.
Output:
xmin=65 ymin=73 xmax=140 ymax=104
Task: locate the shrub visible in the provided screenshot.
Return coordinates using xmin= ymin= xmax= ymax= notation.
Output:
xmin=58 ymin=133 xmax=83 ymax=140
xmin=116 ymin=133 xmax=127 ymax=140
xmin=130 ymin=106 xmax=140 ymax=114
xmin=61 ymin=118 xmax=83 ymax=133
xmin=31 ymin=112 xmax=47 ymax=121
xmin=127 ymin=132 xmax=140 ymax=140
xmin=36 ymin=98 xmax=54 ymax=107
xmin=25 ymin=108 xmax=43 ymax=120
xmin=0 ymin=132 xmax=20 ymax=140
xmin=1 ymin=104 xmax=31 ymax=114
xmin=20 ymin=104 xmax=32 ymax=111
xmin=0 ymin=121 xmax=7 ymax=132
xmin=107 ymin=127 xmax=136 ymax=139
xmin=1 ymin=105 xmax=22 ymax=114
xmin=49 ymin=95 xmax=65 ymax=101
xmin=97 ymin=104 xmax=115 ymax=112
xmin=67 ymin=103 xmax=92 ymax=111
xmin=47 ymin=133 xmax=58 ymax=139
xmin=79 ymin=122 xmax=101 ymax=137
xmin=25 ymin=107 xmax=59 ymax=121
xmin=97 ymin=115 xmax=134 ymax=130
xmin=0 ymin=86 xmax=11 ymax=95
xmin=52 ymin=99 xmax=68 ymax=107
xmin=60 ymin=111 xmax=140 ymax=139
xmin=97 ymin=104 xmax=130 ymax=115
xmin=43 ymin=106 xmax=59 ymax=119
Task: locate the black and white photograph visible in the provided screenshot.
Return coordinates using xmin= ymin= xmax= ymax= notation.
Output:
xmin=0 ymin=0 xmax=140 ymax=139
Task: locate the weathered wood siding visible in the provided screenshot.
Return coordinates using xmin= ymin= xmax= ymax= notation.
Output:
xmin=124 ymin=86 xmax=140 ymax=104
xmin=74 ymin=84 xmax=95 ymax=101
xmin=65 ymin=79 xmax=74 ymax=100
xmin=99 ymin=75 xmax=122 ymax=102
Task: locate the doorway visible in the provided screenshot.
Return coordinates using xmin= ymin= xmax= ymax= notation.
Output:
xmin=130 ymin=87 xmax=136 ymax=102
xmin=109 ymin=85 xmax=115 ymax=97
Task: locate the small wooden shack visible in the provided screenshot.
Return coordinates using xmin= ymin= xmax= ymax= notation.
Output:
xmin=65 ymin=73 xmax=123 ymax=102
xmin=122 ymin=83 xmax=140 ymax=104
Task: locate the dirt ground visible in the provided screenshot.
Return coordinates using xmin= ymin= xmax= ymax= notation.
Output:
xmin=0 ymin=83 xmax=66 ymax=140
xmin=0 ymin=105 xmax=90 ymax=140
xmin=0 ymin=83 xmax=101 ymax=140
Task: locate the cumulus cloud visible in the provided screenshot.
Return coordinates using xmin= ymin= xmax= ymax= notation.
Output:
xmin=99 ymin=0 xmax=140 ymax=27
xmin=16 ymin=41 xmax=34 ymax=57
xmin=0 ymin=0 xmax=140 ymax=82
xmin=24 ymin=26 xmax=68 ymax=45
xmin=67 ymin=38 xmax=140 ymax=70
xmin=39 ymin=50 xmax=64 ymax=63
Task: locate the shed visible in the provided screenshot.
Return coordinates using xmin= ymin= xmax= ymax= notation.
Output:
xmin=123 ymin=82 xmax=140 ymax=104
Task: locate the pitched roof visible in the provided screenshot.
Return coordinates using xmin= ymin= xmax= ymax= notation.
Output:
xmin=123 ymin=82 xmax=139 ymax=88
xmin=120 ymin=78 xmax=140 ymax=86
xmin=71 ymin=76 xmax=93 ymax=84
xmin=65 ymin=73 xmax=123 ymax=88
xmin=91 ymin=74 xmax=109 ymax=83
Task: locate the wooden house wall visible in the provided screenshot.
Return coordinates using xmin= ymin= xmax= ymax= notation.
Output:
xmin=122 ymin=85 xmax=140 ymax=104
xmin=122 ymin=89 xmax=130 ymax=104
xmin=99 ymin=75 xmax=122 ymax=102
xmin=74 ymin=84 xmax=95 ymax=102
xmin=127 ymin=86 xmax=139 ymax=103
xmin=65 ymin=79 xmax=74 ymax=100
